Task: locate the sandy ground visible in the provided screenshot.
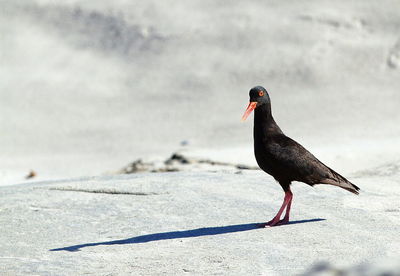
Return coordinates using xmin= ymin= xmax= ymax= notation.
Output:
xmin=1 ymin=0 xmax=400 ymax=185
xmin=1 ymin=169 xmax=399 ymax=275
xmin=1 ymin=0 xmax=400 ymax=275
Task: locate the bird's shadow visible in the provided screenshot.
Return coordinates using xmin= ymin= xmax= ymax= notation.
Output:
xmin=50 ymin=218 xmax=325 ymax=252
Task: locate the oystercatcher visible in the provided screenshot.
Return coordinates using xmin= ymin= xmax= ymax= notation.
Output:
xmin=242 ymin=86 xmax=359 ymax=227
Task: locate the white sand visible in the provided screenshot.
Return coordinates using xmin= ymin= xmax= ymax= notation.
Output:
xmin=1 ymin=169 xmax=399 ymax=275
xmin=1 ymin=0 xmax=400 ymax=185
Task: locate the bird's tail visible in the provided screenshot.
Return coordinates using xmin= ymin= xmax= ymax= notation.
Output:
xmin=321 ymin=178 xmax=360 ymax=195
xmin=321 ymin=168 xmax=360 ymax=195
xmin=339 ymin=182 xmax=360 ymax=195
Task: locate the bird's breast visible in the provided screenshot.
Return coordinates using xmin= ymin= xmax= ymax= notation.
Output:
xmin=254 ymin=138 xmax=275 ymax=176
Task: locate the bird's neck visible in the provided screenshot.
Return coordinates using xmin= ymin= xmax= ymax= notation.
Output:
xmin=253 ymin=104 xmax=283 ymax=137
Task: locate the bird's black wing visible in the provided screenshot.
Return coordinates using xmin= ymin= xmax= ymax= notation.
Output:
xmin=265 ymin=135 xmax=336 ymax=184
xmin=264 ymin=134 xmax=360 ymax=194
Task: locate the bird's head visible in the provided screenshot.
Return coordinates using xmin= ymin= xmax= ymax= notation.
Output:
xmin=242 ymin=86 xmax=270 ymax=121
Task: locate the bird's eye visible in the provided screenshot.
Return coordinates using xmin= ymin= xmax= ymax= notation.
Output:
xmin=259 ymin=91 xmax=264 ymax=97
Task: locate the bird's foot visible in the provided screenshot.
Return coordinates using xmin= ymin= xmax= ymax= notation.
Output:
xmin=277 ymin=218 xmax=289 ymax=225
xmin=258 ymin=219 xmax=280 ymax=228
xmin=258 ymin=218 xmax=289 ymax=228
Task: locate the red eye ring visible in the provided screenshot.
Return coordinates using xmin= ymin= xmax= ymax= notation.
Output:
xmin=259 ymin=91 xmax=264 ymax=97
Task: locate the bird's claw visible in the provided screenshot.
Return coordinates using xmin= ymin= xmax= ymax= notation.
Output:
xmin=258 ymin=218 xmax=289 ymax=228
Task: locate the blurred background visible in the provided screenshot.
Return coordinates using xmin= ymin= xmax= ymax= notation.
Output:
xmin=1 ymin=0 xmax=400 ymax=185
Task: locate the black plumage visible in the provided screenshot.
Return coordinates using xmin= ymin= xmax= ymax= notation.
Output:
xmin=242 ymin=86 xmax=360 ymax=227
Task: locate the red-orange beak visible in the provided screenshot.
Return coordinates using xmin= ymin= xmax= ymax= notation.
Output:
xmin=241 ymin=102 xmax=257 ymax=121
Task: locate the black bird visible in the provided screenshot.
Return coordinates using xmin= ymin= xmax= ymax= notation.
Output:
xmin=242 ymin=86 xmax=360 ymax=227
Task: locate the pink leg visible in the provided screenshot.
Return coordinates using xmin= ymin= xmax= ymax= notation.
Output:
xmin=259 ymin=190 xmax=293 ymax=227
xmin=279 ymin=190 xmax=293 ymax=224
